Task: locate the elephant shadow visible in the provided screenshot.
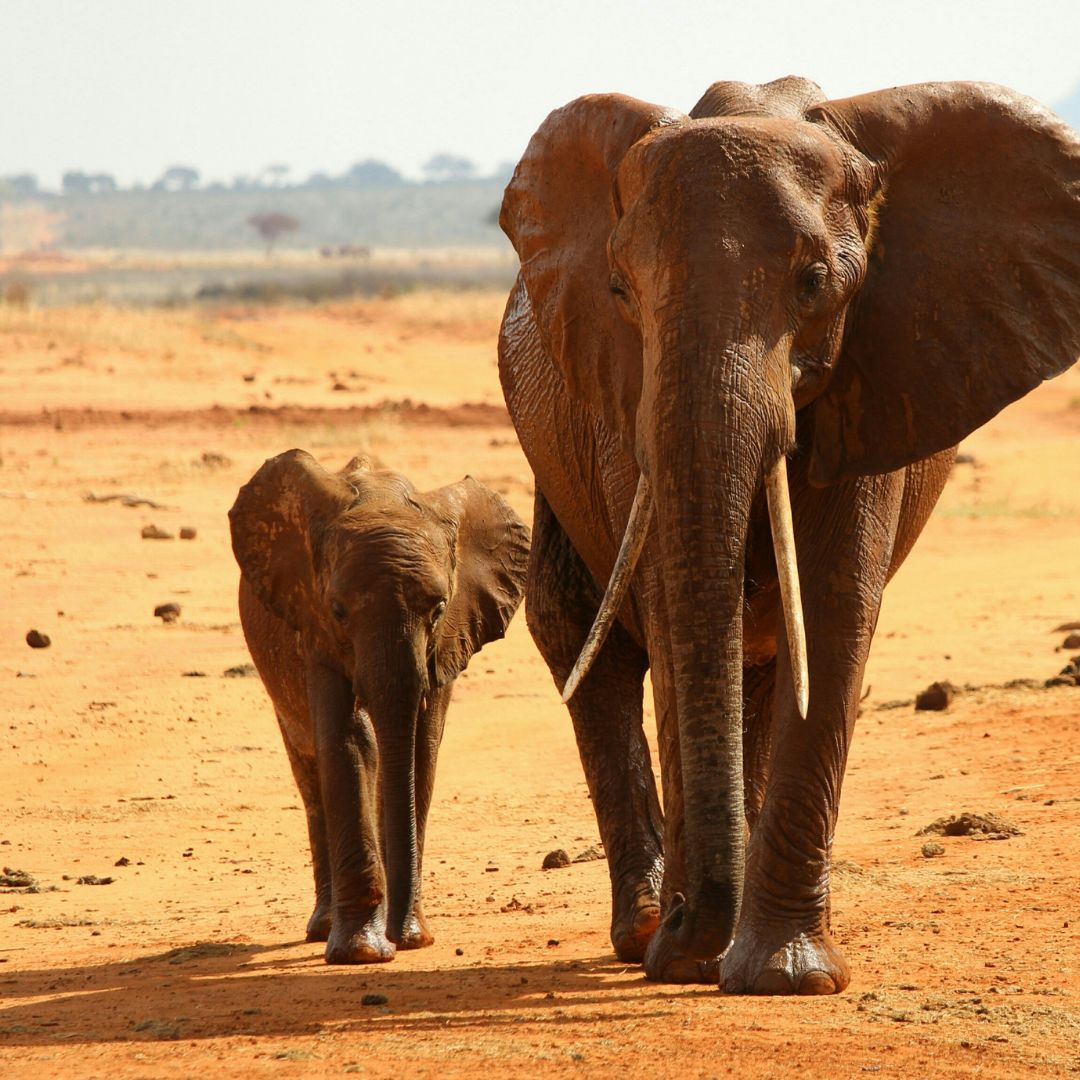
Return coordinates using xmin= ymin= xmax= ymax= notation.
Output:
xmin=0 ymin=942 xmax=687 ymax=1045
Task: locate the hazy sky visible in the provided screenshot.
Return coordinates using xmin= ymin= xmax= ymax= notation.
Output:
xmin=4 ymin=0 xmax=1080 ymax=188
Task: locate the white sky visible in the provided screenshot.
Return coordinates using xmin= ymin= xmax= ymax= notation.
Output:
xmin=3 ymin=0 xmax=1080 ymax=188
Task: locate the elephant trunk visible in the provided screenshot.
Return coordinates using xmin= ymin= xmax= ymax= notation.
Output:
xmin=364 ymin=651 xmax=425 ymax=946
xmin=645 ymin=328 xmax=793 ymax=963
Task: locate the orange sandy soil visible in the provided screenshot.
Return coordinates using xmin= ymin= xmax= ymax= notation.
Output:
xmin=1 ymin=294 xmax=1080 ymax=1079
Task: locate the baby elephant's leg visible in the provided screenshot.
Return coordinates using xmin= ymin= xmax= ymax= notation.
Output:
xmin=276 ymin=713 xmax=333 ymax=942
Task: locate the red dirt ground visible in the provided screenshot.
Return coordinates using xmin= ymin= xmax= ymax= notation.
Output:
xmin=2 ymin=297 xmax=1080 ymax=1078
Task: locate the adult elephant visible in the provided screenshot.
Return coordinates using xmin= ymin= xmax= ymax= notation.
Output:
xmin=498 ymin=77 xmax=1080 ymax=994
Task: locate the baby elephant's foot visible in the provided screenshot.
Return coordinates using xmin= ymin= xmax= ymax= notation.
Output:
xmin=642 ymin=916 xmax=721 ymax=985
xmin=610 ymin=883 xmax=661 ymax=963
xmin=305 ymin=900 xmax=333 ymax=943
xmin=325 ymin=909 xmax=395 ymax=965
xmin=721 ymin=927 xmax=850 ymax=995
xmin=393 ymin=908 xmax=435 ymax=951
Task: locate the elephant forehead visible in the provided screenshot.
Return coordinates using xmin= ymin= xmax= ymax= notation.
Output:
xmin=328 ymin=514 xmax=450 ymax=575
xmin=619 ymin=116 xmax=852 ymax=210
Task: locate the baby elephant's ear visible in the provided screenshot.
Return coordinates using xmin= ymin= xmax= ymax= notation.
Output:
xmin=429 ymin=478 xmax=530 ymax=686
xmin=229 ymin=449 xmax=357 ymax=634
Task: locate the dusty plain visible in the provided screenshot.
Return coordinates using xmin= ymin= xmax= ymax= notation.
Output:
xmin=1 ymin=284 xmax=1080 ymax=1078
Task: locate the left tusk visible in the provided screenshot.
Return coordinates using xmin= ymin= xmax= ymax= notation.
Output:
xmin=766 ymin=455 xmax=809 ymax=719
xmin=561 ymin=473 xmax=653 ymax=705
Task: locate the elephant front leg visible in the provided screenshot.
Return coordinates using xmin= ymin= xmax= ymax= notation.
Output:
xmin=276 ymin=714 xmax=333 ymax=942
xmin=721 ymin=467 xmax=905 ymax=996
xmin=309 ymin=662 xmax=394 ymax=964
xmin=527 ymin=490 xmax=664 ymax=963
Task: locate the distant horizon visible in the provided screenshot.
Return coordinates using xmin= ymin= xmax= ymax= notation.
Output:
xmin=3 ymin=1 xmax=1080 ymax=190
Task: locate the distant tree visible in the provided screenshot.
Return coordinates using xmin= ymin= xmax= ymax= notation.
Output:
xmin=343 ymin=159 xmax=403 ymax=188
xmin=0 ymin=173 xmax=38 ymax=197
xmin=262 ymin=164 xmax=291 ymax=188
xmin=152 ymin=166 xmax=200 ymax=192
xmin=421 ymin=153 xmax=477 ymax=183
xmin=247 ymin=212 xmax=300 ymax=257
xmin=62 ymin=171 xmax=117 ymax=195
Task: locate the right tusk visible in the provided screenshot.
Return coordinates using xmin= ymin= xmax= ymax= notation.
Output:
xmin=561 ymin=473 xmax=653 ymax=704
xmin=766 ymin=455 xmax=809 ymax=719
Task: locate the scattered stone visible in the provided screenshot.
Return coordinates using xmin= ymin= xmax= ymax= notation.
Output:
xmin=361 ymin=993 xmax=388 ymax=1006
xmin=572 ymin=846 xmax=605 ymax=863
xmin=77 ymin=875 xmax=114 ymax=885
xmin=223 ymin=663 xmax=259 ymax=678
xmin=455 ymin=948 xmax=463 ymax=956
xmin=500 ymin=896 xmax=534 ymax=913
xmin=547 ymin=939 xmax=560 ymax=947
xmin=1 ymin=867 xmax=36 ymax=889
xmin=179 ymin=527 xmax=197 ymax=540
xmin=15 ymin=672 xmax=35 ymax=678
xmin=922 ymin=842 xmax=946 ymax=858
xmin=915 ymin=680 xmax=955 ymax=711
xmin=154 ymin=602 xmax=181 ymax=623
xmin=182 ymin=671 xmax=207 ymax=678
xmin=917 ymin=812 xmax=1023 ymax=839
xmin=25 ymin=630 xmax=50 ymax=649
xmin=485 ymin=861 xmax=499 ymax=872
xmin=1047 ymin=656 xmax=1080 ymax=688
xmin=332 ymin=381 xmax=349 ymax=391
xmin=141 ymin=524 xmax=173 ymax=540
xmin=114 ymin=857 xmax=130 ymax=867
xmin=542 ymin=849 xmax=571 ymax=870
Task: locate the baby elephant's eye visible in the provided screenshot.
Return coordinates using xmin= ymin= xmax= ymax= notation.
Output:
xmin=798 ymin=262 xmax=829 ymax=302
xmin=330 ymin=599 xmax=347 ymax=622
xmin=432 ymin=600 xmax=447 ymax=622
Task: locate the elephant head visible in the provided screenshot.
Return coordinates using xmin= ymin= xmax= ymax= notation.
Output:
xmin=229 ymin=450 xmax=529 ymax=944
xmin=501 ymin=78 xmax=1080 ymax=963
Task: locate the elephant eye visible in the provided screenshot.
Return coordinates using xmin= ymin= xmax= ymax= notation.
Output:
xmin=432 ymin=600 xmax=447 ymax=622
xmin=330 ymin=599 xmax=347 ymax=622
xmin=798 ymin=262 xmax=829 ymax=303
xmin=609 ymin=273 xmax=628 ymax=299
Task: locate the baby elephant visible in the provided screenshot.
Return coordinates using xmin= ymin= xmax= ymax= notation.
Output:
xmin=230 ymin=449 xmax=529 ymax=963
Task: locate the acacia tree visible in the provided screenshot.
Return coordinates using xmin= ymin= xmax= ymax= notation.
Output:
xmin=247 ymin=212 xmax=299 ymax=258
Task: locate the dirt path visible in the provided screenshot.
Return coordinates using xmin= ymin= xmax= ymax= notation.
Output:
xmin=1 ymin=299 xmax=1079 ymax=1077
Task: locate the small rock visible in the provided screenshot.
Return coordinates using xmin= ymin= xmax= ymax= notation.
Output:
xmin=16 ymin=671 xmax=35 ymax=678
xmin=572 ymin=846 xmax=605 ymax=863
xmin=361 ymin=993 xmax=388 ymax=1006
xmin=547 ymin=939 xmax=560 ymax=947
xmin=223 ymin=663 xmax=258 ymax=678
xmin=0 ymin=867 xmax=36 ymax=888
xmin=455 ymin=947 xmax=463 ymax=956
xmin=200 ymin=452 xmax=232 ymax=469
xmin=332 ymin=381 xmax=349 ymax=391
xmin=542 ymin=849 xmax=571 ymax=870
xmin=921 ymin=842 xmax=945 ymax=858
xmin=141 ymin=524 xmax=173 ymax=540
xmin=25 ymin=630 xmax=51 ymax=649
xmin=1063 ymin=633 xmax=1080 ymax=649
xmin=181 ymin=671 xmax=207 ymax=678
xmin=485 ymin=861 xmax=499 ymax=872
xmin=77 ymin=875 xmax=114 ymax=885
xmin=154 ymin=602 xmax=181 ymax=623
xmin=179 ymin=527 xmax=197 ymax=540
xmin=114 ymin=857 xmax=130 ymax=867
xmin=954 ymin=452 xmax=976 ymax=465
xmin=915 ymin=680 xmax=955 ymax=711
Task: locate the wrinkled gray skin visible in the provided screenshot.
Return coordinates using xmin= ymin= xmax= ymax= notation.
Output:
xmin=231 ymin=450 xmax=529 ymax=963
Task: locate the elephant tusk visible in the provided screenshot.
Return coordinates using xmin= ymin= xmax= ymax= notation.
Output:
xmin=561 ymin=473 xmax=653 ymax=705
xmin=766 ymin=455 xmax=809 ymax=719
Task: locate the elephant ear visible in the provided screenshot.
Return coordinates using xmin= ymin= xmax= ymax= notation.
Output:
xmin=689 ymin=75 xmax=824 ymax=120
xmin=427 ymin=477 xmax=530 ymax=687
xmin=229 ymin=449 xmax=358 ymax=634
xmin=806 ymin=82 xmax=1080 ymax=484
xmin=500 ymin=94 xmax=686 ymax=450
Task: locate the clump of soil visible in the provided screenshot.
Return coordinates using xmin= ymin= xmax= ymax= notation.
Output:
xmin=180 ymin=526 xmax=197 ymax=540
xmin=141 ymin=524 xmax=173 ymax=540
xmin=915 ymin=680 xmax=955 ymax=711
xmin=77 ymin=874 xmax=114 ymax=885
xmin=572 ymin=846 xmax=605 ymax=863
xmin=1047 ymin=656 xmax=1080 ymax=687
xmin=542 ymin=849 xmax=570 ymax=870
xmin=917 ymin=812 xmax=1023 ymax=839
xmin=922 ymin=842 xmax=946 ymax=858
xmin=154 ymin=602 xmax=181 ymax=623
xmin=224 ymin=663 xmax=259 ymax=678
xmin=1 ymin=866 xmax=36 ymax=888
xmin=25 ymin=629 xmax=50 ymax=648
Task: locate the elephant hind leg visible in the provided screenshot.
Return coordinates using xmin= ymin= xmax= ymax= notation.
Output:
xmin=277 ymin=712 xmax=333 ymax=942
xmin=526 ymin=488 xmax=663 ymax=963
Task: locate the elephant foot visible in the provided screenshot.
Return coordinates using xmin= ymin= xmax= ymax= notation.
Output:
xmin=325 ymin=911 xmax=395 ymax=965
xmin=610 ymin=885 xmax=661 ymax=963
xmin=305 ymin=901 xmax=332 ymax=943
xmin=721 ymin=926 xmax=850 ymax=995
xmin=642 ymin=916 xmax=721 ymax=984
xmin=393 ymin=908 xmax=435 ymax=951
